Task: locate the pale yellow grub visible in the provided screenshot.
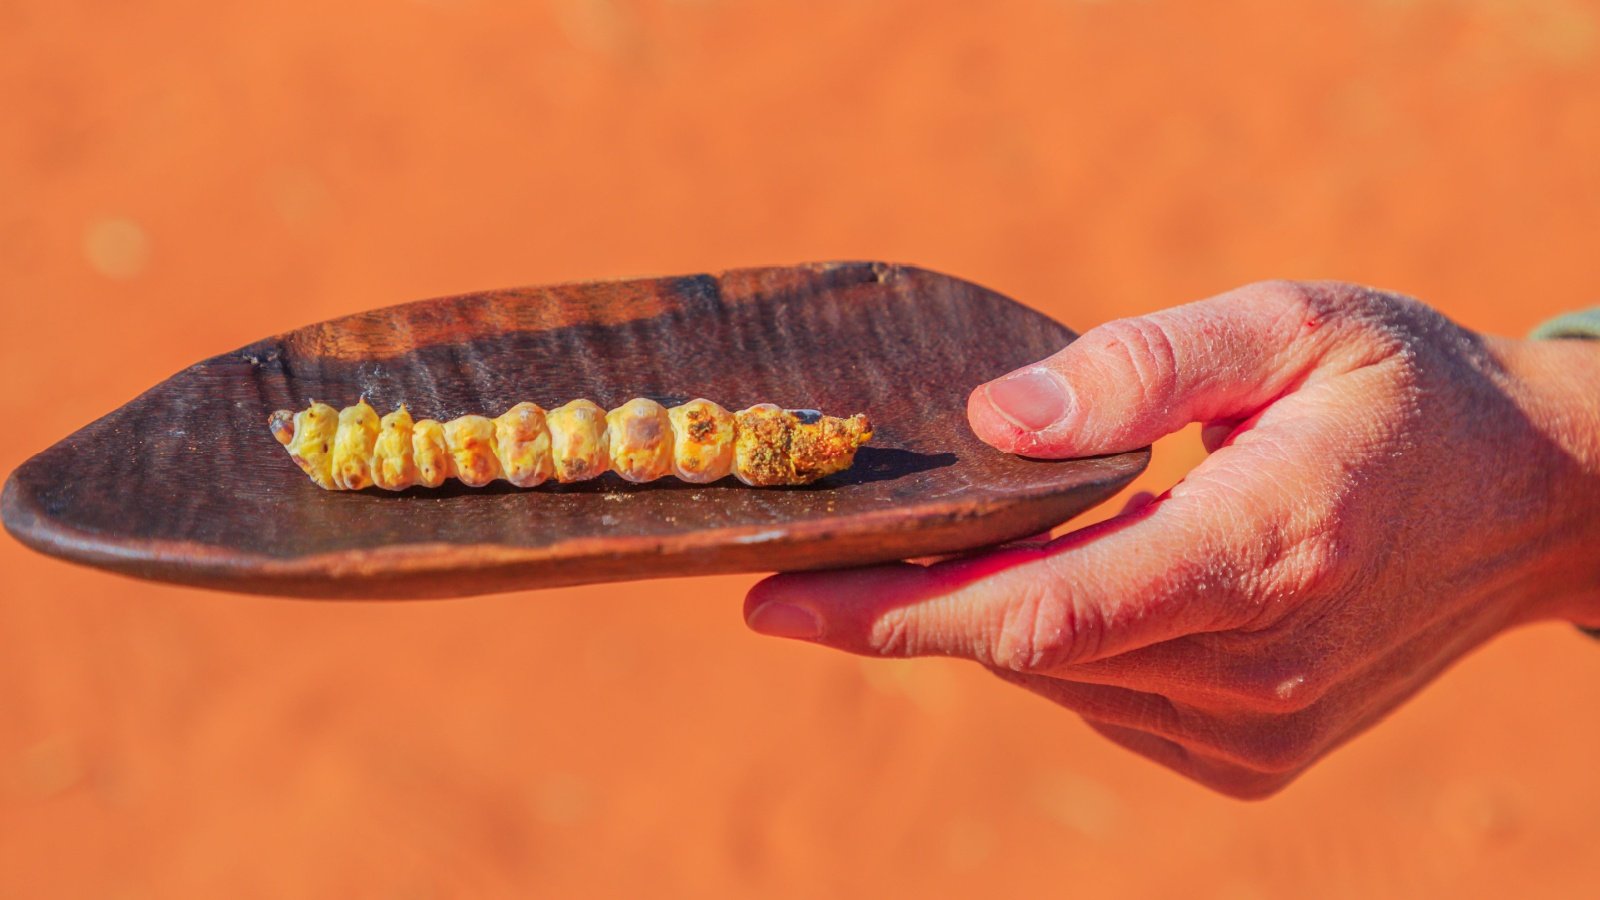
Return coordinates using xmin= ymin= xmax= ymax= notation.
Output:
xmin=667 ymin=398 xmax=734 ymax=484
xmin=330 ymin=399 xmax=380 ymax=490
xmin=444 ymin=415 xmax=501 ymax=487
xmin=411 ymin=419 xmax=451 ymax=488
xmin=494 ymin=402 xmax=555 ymax=488
xmin=281 ymin=401 xmax=339 ymax=489
xmin=606 ymin=398 xmax=674 ymax=483
xmin=372 ymin=406 xmax=417 ymax=490
xmin=547 ymin=399 xmax=611 ymax=483
xmin=268 ymin=397 xmax=871 ymax=490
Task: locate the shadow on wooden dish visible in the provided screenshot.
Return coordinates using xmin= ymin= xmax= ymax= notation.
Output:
xmin=1 ymin=262 xmax=1148 ymax=598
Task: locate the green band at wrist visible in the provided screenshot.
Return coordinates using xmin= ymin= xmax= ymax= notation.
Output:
xmin=1530 ymin=309 xmax=1600 ymax=341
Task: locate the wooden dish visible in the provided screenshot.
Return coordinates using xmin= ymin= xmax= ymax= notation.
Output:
xmin=1 ymin=262 xmax=1148 ymax=598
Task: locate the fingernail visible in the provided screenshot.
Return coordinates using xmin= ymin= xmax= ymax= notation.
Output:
xmin=747 ymin=601 xmax=822 ymax=640
xmin=984 ymin=370 xmax=1070 ymax=431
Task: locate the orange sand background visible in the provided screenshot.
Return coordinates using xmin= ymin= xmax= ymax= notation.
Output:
xmin=4 ymin=1 xmax=1600 ymax=896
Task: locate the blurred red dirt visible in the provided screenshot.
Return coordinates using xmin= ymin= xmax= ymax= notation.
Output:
xmin=3 ymin=1 xmax=1600 ymax=896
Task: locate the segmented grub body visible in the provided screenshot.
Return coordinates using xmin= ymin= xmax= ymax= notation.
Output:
xmin=268 ymin=398 xmax=873 ymax=490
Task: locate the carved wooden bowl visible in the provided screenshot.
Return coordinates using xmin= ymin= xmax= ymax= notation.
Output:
xmin=2 ymin=262 xmax=1147 ymax=598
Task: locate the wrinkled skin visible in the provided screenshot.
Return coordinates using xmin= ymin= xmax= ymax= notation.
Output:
xmin=745 ymin=281 xmax=1600 ymax=799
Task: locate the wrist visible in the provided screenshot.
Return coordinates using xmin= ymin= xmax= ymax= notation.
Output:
xmin=1498 ymin=336 xmax=1600 ymax=626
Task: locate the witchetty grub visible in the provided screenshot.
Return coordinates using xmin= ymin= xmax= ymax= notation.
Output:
xmin=268 ymin=398 xmax=873 ymax=489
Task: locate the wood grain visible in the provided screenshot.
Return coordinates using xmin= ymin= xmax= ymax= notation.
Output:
xmin=1 ymin=262 xmax=1148 ymax=598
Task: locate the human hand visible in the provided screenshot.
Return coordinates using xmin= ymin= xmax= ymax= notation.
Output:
xmin=744 ymin=281 xmax=1600 ymax=798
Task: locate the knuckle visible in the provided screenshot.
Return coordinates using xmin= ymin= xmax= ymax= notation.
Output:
xmin=1248 ymin=279 xmax=1426 ymax=358
xmin=1201 ymin=622 xmax=1341 ymax=714
xmin=1235 ymin=516 xmax=1354 ymax=614
xmin=1273 ymin=520 xmax=1372 ymax=610
xmin=991 ymin=580 xmax=1089 ymax=673
xmin=1233 ymin=715 xmax=1321 ymax=774
xmin=1088 ymin=316 xmax=1182 ymax=400
xmin=1236 ymin=665 xmax=1329 ymax=714
xmin=866 ymin=608 xmax=919 ymax=658
xmin=1249 ymin=278 xmax=1357 ymax=325
xmin=1245 ymin=279 xmax=1340 ymax=341
xmin=1251 ymin=278 xmax=1321 ymax=313
xmin=1284 ymin=526 xmax=1349 ymax=596
xmin=1216 ymin=511 xmax=1353 ymax=634
xmin=1282 ymin=280 xmax=1463 ymax=368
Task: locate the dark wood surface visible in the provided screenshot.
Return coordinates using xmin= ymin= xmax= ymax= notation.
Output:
xmin=1 ymin=262 xmax=1148 ymax=598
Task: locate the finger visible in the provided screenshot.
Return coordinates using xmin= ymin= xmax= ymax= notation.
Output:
xmin=1118 ymin=490 xmax=1156 ymax=515
xmin=744 ymin=488 xmax=1261 ymax=669
xmin=1079 ymin=721 xmax=1289 ymax=800
xmin=989 ymin=668 xmax=1284 ymax=777
xmin=744 ymin=372 xmax=1371 ymax=669
xmin=1054 ymin=551 xmax=1506 ymax=713
xmin=1200 ymin=422 xmax=1237 ymax=453
xmin=1043 ymin=630 xmax=1340 ymax=715
xmin=968 ymin=280 xmax=1367 ymax=458
xmin=1035 ymin=635 xmax=1281 ymax=709
xmin=989 ymin=667 xmax=1188 ymax=737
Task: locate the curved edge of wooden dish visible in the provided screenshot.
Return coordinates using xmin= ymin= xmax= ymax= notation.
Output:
xmin=2 ymin=450 xmax=1148 ymax=598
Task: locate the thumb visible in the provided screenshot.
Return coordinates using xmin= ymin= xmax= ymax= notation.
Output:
xmin=969 ymin=280 xmax=1355 ymax=458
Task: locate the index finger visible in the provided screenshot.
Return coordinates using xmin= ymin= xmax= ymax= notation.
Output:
xmin=743 ymin=486 xmax=1267 ymax=671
